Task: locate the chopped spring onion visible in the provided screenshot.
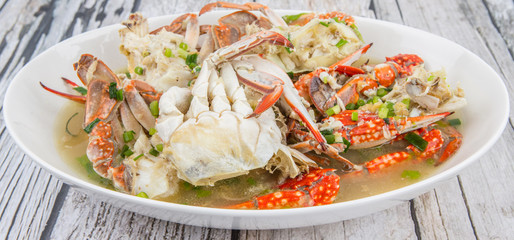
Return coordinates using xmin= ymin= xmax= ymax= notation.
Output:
xmin=120 ymin=145 xmax=133 ymax=158
xmin=378 ymin=106 xmax=389 ymax=119
xmin=332 ymin=17 xmax=345 ymax=24
xmin=164 ymin=48 xmax=173 ymax=58
xmin=108 ymin=82 xmax=118 ymax=99
xmin=187 ymin=79 xmax=195 ymax=87
xmin=196 ymin=189 xmax=212 ymax=198
xmin=357 ymin=99 xmax=366 ymax=107
xmin=385 ymin=101 xmax=395 ymax=117
xmin=448 ymin=118 xmax=461 ymax=126
xmin=427 ymin=75 xmax=435 ymax=82
xmin=149 ymin=128 xmax=157 ymax=136
xmin=149 ymin=148 xmax=160 ymax=157
xmin=320 ymin=129 xmax=333 ymax=135
xmin=149 ymin=101 xmax=159 ymax=117
xmin=125 ymin=72 xmax=131 ymax=79
xmin=142 ymin=51 xmax=150 ymax=57
xmin=123 ymin=130 xmax=135 ymax=142
xmin=183 ymin=181 xmax=194 ymax=190
xmin=426 ymin=158 xmax=435 ymax=165
xmin=177 ymin=48 xmax=188 ymax=59
xmin=401 ymin=170 xmax=421 ymax=180
xmin=335 ymin=39 xmax=348 ymax=48
xmin=65 ymin=112 xmax=79 ymax=136
xmin=116 ymin=89 xmax=123 ymax=101
xmin=372 ymin=96 xmax=381 ymax=103
xmin=284 ymin=34 xmax=293 ymax=53
xmin=192 ymin=66 xmax=201 ymax=74
xmin=326 ymin=105 xmax=341 ymax=116
xmin=345 ymin=103 xmax=357 ymax=110
xmin=350 ymin=24 xmax=364 ymax=41
xmin=136 ymin=192 xmax=149 ymax=198
xmin=156 ymin=144 xmax=163 ymax=152
xmin=281 ymin=13 xmax=307 ymax=24
xmin=351 ymin=111 xmax=359 ymax=121
xmin=287 ymin=71 xmax=294 ymax=79
xmin=74 ymin=86 xmax=87 ymax=95
xmin=133 ymin=153 xmax=144 ymax=161
xmin=324 ymin=134 xmax=336 ymax=144
xmin=405 ymin=132 xmax=428 ymax=151
xmin=179 ymin=42 xmax=188 ymax=51
xmin=376 ymin=88 xmax=390 ymax=97
xmin=186 ymin=53 xmax=198 ymax=69
xmin=134 ymin=66 xmax=144 ymax=75
xmin=319 ymin=21 xmax=330 ymax=27
xmin=83 ymin=118 xmax=101 ymax=134
xmin=246 ymin=177 xmax=257 ymax=186
xmin=402 ymin=98 xmax=411 ymax=109
xmin=342 ymin=137 xmax=351 ymax=153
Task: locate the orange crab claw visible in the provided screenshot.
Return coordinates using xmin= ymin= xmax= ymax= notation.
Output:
xmin=385 ymin=54 xmax=424 ymax=77
xmin=227 ymin=169 xmax=340 ymax=209
xmin=150 ymin=13 xmax=197 ymax=35
xmin=40 ymin=81 xmax=86 ymax=103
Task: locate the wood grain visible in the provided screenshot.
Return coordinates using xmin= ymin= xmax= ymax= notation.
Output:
xmin=0 ymin=0 xmax=512 ymax=239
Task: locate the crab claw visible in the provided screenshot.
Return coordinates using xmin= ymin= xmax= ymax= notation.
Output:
xmin=228 ymin=169 xmax=340 ymax=209
xmin=385 ymin=54 xmax=424 ymax=77
xmin=40 ymin=79 xmax=86 ymax=103
xmin=199 ymin=1 xmax=287 ymax=27
xmin=349 ymin=112 xmax=451 ymax=149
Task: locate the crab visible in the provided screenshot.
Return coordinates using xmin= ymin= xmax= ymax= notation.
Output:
xmin=155 ymin=30 xmax=356 ymax=186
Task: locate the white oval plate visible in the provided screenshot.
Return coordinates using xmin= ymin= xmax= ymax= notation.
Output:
xmin=4 ymin=10 xmax=509 ymax=229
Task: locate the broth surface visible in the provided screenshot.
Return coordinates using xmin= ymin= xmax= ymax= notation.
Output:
xmin=55 ymin=101 xmax=452 ymax=207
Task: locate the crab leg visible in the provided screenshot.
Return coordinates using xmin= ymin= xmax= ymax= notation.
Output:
xmin=199 ymin=1 xmax=287 ymax=28
xmin=228 ymin=169 xmax=340 ymax=209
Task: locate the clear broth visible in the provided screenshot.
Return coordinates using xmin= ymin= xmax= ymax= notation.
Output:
xmin=55 ymin=101 xmax=454 ymax=207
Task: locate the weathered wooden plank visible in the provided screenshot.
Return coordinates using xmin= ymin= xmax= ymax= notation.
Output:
xmin=483 ymin=0 xmax=514 ymax=55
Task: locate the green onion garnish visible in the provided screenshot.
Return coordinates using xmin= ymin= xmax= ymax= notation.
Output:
xmin=372 ymin=96 xmax=381 ymax=103
xmin=179 ymin=42 xmax=188 ymax=51
xmin=324 ymin=134 xmax=336 ymax=144
xmin=123 ymin=148 xmax=134 ymax=157
xmin=164 ymin=48 xmax=173 ymax=58
xmin=351 ymin=111 xmax=359 ymax=121
xmin=156 ymin=144 xmax=163 ymax=152
xmin=332 ymin=17 xmax=345 ymax=24
xmin=342 ymin=137 xmax=351 ymax=152
xmin=133 ymin=153 xmax=144 ymax=161
xmin=287 ymin=71 xmax=294 ymax=79
xmin=149 ymin=101 xmax=159 ymax=117
xmin=142 ymin=51 xmax=150 ymax=57
xmin=84 ymin=118 xmax=101 ymax=133
xmin=320 ymin=129 xmax=333 ymax=135
xmin=281 ymin=13 xmax=307 ymax=24
xmin=405 ymin=132 xmax=428 ymax=151
xmin=192 ymin=66 xmax=201 ymax=74
xmin=402 ymin=98 xmax=411 ymax=109
xmin=125 ymin=72 xmax=131 ymax=79
xmin=377 ymin=88 xmax=390 ymax=97
xmin=320 ymin=21 xmax=330 ymax=27
xmin=136 ymin=192 xmax=149 ymax=198
xmin=335 ymin=39 xmax=348 ymax=48
xmin=116 ymin=89 xmax=123 ymax=101
xmin=108 ymin=82 xmax=118 ymax=99
xmin=350 ymin=24 xmax=364 ymax=41
xmin=123 ymin=130 xmax=135 ymax=142
xmin=185 ymin=53 xmax=198 ymax=69
xmin=65 ymin=112 xmax=79 ymax=136
xmin=401 ymin=170 xmax=421 ymax=180
xmin=427 ymin=75 xmax=435 ymax=82
xmin=378 ymin=104 xmax=389 ymax=118
xmin=246 ymin=177 xmax=257 ymax=186
xmin=134 ymin=66 xmax=144 ymax=75
xmin=149 ymin=128 xmax=157 ymax=136
xmin=73 ymin=86 xmax=87 ymax=95
xmin=357 ymin=99 xmax=366 ymax=107
xmin=149 ymin=148 xmax=159 ymax=157
xmin=345 ymin=103 xmax=357 ymax=110
xmin=187 ymin=79 xmax=194 ymax=87
xmin=177 ymin=48 xmax=188 ymax=59
xmin=326 ymin=105 xmax=341 ymax=116
xmin=448 ymin=118 xmax=461 ymax=126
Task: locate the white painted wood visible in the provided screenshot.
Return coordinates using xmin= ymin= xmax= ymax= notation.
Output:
xmin=0 ymin=0 xmax=512 ymax=239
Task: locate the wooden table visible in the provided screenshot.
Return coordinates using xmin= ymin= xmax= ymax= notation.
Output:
xmin=1 ymin=0 xmax=512 ymax=239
